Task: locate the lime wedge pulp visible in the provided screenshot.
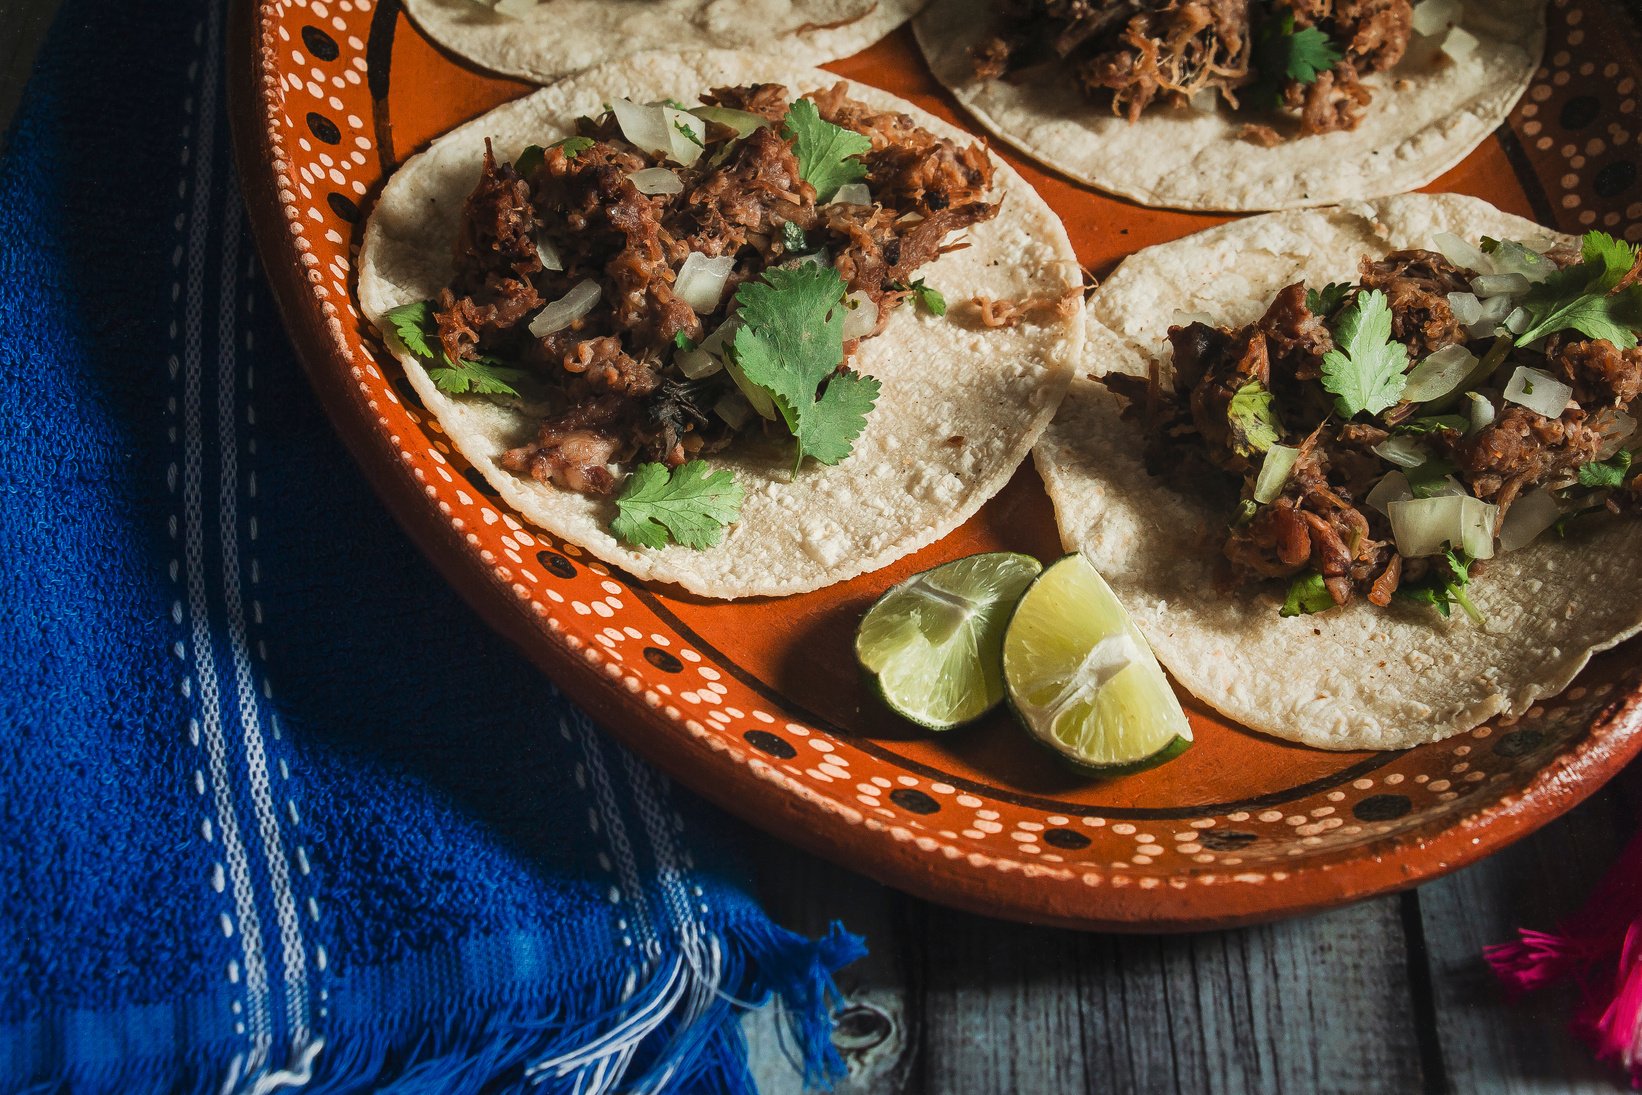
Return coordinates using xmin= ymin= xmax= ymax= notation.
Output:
xmin=1002 ymin=553 xmax=1192 ymax=773
xmin=855 ymin=552 xmax=1044 ymax=730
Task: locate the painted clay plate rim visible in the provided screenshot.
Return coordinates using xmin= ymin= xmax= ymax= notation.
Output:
xmin=229 ymin=0 xmax=1642 ymax=930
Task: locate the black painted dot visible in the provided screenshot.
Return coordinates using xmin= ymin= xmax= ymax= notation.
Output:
xmin=536 ymin=550 xmax=576 ymax=579
xmin=1353 ymin=794 xmax=1412 ymax=822
xmin=1197 ymin=829 xmax=1258 ymax=851
xmin=307 ymin=111 xmax=342 ymax=146
xmin=1043 ymin=828 xmax=1091 ymax=850
xmin=888 ymin=788 xmax=940 ymax=815
xmin=300 ymin=24 xmax=340 ymax=62
xmin=461 ymin=468 xmax=498 ymax=498
xmin=743 ymin=730 xmax=796 ymax=759
xmin=1559 ymin=94 xmax=1601 ymax=131
xmin=1494 ymin=728 xmax=1545 ymax=758
xmin=643 ymin=646 xmax=683 ymax=673
xmin=1595 ymin=160 xmax=1636 ymax=198
xmin=327 ymin=192 xmax=359 ymax=222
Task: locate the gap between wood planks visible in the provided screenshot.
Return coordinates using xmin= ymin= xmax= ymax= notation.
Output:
xmin=746 ymin=781 xmax=1636 ymax=1095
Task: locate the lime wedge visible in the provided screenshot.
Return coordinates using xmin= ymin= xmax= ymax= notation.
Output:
xmin=855 ymin=552 xmax=1044 ymax=730
xmin=1002 ymin=553 xmax=1192 ymax=773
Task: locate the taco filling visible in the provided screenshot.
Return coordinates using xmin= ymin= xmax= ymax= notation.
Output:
xmin=1104 ymin=228 xmax=1642 ymax=622
xmin=971 ymin=0 xmax=1474 ymax=140
xmin=382 ymin=82 xmax=998 ymax=547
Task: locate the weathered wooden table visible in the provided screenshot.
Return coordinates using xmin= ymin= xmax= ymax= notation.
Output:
xmin=3 ymin=2 xmax=1633 ymax=1088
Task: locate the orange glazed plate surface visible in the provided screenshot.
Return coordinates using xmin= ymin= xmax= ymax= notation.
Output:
xmin=230 ymin=0 xmax=1642 ymax=929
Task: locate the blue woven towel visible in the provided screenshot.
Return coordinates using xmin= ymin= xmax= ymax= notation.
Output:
xmin=0 ymin=0 xmax=864 ymax=1089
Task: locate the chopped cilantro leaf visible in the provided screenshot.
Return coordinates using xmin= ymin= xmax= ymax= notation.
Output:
xmin=1280 ymin=572 xmax=1334 ymax=618
xmin=662 ymin=98 xmax=691 ymax=111
xmin=610 ymin=461 xmax=744 ymax=550
xmin=1578 ymin=449 xmax=1632 ymax=489
xmin=1306 ymin=282 xmax=1351 ymax=319
xmin=1480 ymin=236 xmax=1502 ymax=254
xmin=1515 ymin=231 xmax=1642 ymax=348
xmin=893 ymin=277 xmax=948 ymax=317
xmin=1396 ymin=414 xmax=1469 ymax=435
xmin=1226 ymin=380 xmax=1282 ymax=456
xmin=781 ymin=98 xmax=871 ymax=203
xmin=382 ymin=300 xmax=525 ymax=398
xmin=672 ymin=120 xmax=705 ymax=149
xmin=1252 ymin=13 xmax=1343 ymax=107
xmin=1320 ymin=289 xmax=1409 ymax=418
xmin=1406 ymin=456 xmax=1458 ymax=498
xmin=780 ymin=221 xmax=809 ymax=255
xmin=550 ymin=135 xmax=595 ymax=160
xmin=728 ymin=263 xmax=881 ymax=474
xmin=672 ymin=330 xmax=697 ymax=352
xmin=1397 ymin=550 xmax=1484 ymax=626
xmin=513 ymin=144 xmax=545 ymax=176
xmin=427 ymin=355 xmax=530 ymax=397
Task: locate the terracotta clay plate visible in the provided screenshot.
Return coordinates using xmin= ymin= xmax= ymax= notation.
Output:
xmin=231 ymin=0 xmax=1642 ymax=930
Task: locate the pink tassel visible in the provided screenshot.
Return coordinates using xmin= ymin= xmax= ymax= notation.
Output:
xmin=1488 ymin=830 xmax=1642 ymax=1089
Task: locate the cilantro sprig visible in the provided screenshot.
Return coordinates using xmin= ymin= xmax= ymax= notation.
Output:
xmin=1578 ymin=449 xmax=1633 ymax=489
xmin=610 ymin=461 xmax=744 ymax=550
xmin=1514 ymin=232 xmax=1642 ymax=348
xmin=781 ymin=98 xmax=872 ymax=203
xmin=1320 ymin=289 xmax=1409 ymax=418
xmin=1279 ymin=572 xmax=1334 ymax=618
xmin=1398 ymin=550 xmax=1484 ymax=626
xmin=894 ymin=278 xmax=948 ymax=317
xmin=1227 ymin=380 xmax=1282 ymax=456
xmin=1252 ymin=13 xmax=1344 ymax=108
xmin=382 ymin=301 xmax=528 ymax=397
xmin=1306 ymin=282 xmax=1351 ymax=319
xmin=728 ymin=264 xmax=881 ymax=475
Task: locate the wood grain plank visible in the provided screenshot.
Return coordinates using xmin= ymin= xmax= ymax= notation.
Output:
xmin=744 ymin=834 xmax=920 ymax=1095
xmin=917 ymin=894 xmax=1427 ymax=1095
xmin=1418 ymin=787 xmax=1635 ymax=1094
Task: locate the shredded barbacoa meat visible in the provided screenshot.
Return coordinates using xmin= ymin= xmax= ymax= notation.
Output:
xmin=1106 ymin=242 xmax=1642 ymax=612
xmin=971 ymin=0 xmax=1415 ymax=139
xmin=424 ymin=84 xmax=998 ymax=495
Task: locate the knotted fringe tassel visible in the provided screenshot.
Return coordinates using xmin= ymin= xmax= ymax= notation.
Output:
xmin=17 ymin=920 xmax=865 ymax=1095
xmin=1486 ymin=830 xmax=1642 ymax=1088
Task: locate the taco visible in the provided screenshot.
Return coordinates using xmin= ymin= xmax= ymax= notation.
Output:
xmin=403 ymin=0 xmax=922 ymax=86
xmin=914 ymin=0 xmax=1546 ymax=212
xmin=358 ymin=51 xmax=1083 ymax=599
xmin=1036 ymin=194 xmax=1642 ymax=750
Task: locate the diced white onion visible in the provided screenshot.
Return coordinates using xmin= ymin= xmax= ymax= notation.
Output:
xmin=1465 ymin=293 xmax=1513 ymax=339
xmin=1434 ymin=231 xmax=1489 ymax=273
xmin=690 ymin=105 xmax=769 ymax=138
xmin=527 ymin=278 xmax=601 ymax=338
xmin=1366 ymin=471 xmax=1413 ymax=515
xmin=1503 ymin=305 xmax=1532 ymax=335
xmin=627 ymin=167 xmax=683 ymax=195
xmin=611 ymin=97 xmax=674 ymax=159
xmin=1471 ymin=272 xmax=1532 ymax=298
xmin=673 ymin=252 xmax=736 ymax=314
xmin=675 ymin=317 xmax=738 ymax=378
xmin=841 ymin=290 xmax=879 ymax=340
xmin=1503 ymin=365 xmax=1573 ymax=419
xmin=1411 ymin=0 xmax=1462 ymax=36
xmin=1442 ymin=24 xmax=1481 ymax=62
xmin=1374 ymin=436 xmax=1429 ymax=469
xmin=1488 ymin=240 xmax=1555 ymax=283
xmin=1595 ymin=409 xmax=1638 ymax=460
xmin=1190 ymin=88 xmax=1219 ymax=112
xmin=1465 ymin=391 xmax=1496 ymax=435
xmin=713 ymin=391 xmax=755 ymax=430
xmin=1402 ymin=343 xmax=1478 ymax=404
xmin=830 ymin=182 xmax=873 ymax=206
xmin=1254 ymin=444 xmax=1300 ymax=504
xmin=723 ymin=356 xmax=779 ymax=420
xmin=1388 ymin=494 xmax=1497 ymax=559
xmin=1431 ymin=475 xmax=1469 ymax=498
xmin=663 ymin=106 xmax=707 ymax=167
xmin=535 ymin=236 xmax=564 ymax=272
xmin=1498 ymin=489 xmax=1563 ymax=552
xmin=1170 ymin=311 xmax=1218 ymax=329
xmin=1446 ymin=291 xmax=1482 ymax=326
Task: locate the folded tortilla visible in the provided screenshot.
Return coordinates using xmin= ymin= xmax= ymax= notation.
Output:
xmin=914 ymin=1 xmax=1546 ymax=212
xmin=404 ymin=0 xmax=923 ymax=85
xmin=359 ymin=50 xmax=1083 ymax=599
xmin=1036 ymin=194 xmax=1642 ymax=750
